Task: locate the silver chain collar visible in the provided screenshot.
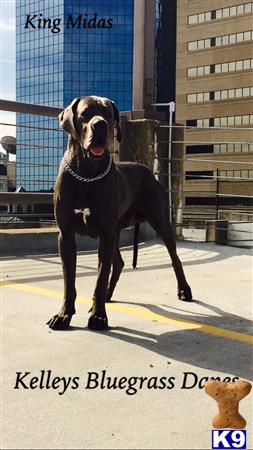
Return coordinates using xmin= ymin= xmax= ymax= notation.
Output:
xmin=63 ymin=155 xmax=112 ymax=183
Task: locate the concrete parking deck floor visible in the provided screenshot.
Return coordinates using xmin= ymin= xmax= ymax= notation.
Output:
xmin=1 ymin=240 xmax=253 ymax=450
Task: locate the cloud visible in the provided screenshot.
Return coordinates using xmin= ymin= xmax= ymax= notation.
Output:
xmin=0 ymin=111 xmax=16 ymax=143
xmin=0 ymin=59 xmax=15 ymax=63
xmin=0 ymin=18 xmax=15 ymax=31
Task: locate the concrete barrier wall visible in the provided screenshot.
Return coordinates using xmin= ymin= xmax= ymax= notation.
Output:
xmin=0 ymin=223 xmax=156 ymax=256
xmin=205 ymin=220 xmax=253 ymax=248
xmin=227 ymin=221 xmax=253 ymax=248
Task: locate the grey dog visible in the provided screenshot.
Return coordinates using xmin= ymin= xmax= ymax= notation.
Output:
xmin=47 ymin=95 xmax=192 ymax=331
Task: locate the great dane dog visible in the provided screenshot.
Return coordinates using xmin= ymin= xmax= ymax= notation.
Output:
xmin=47 ymin=95 xmax=192 ymax=331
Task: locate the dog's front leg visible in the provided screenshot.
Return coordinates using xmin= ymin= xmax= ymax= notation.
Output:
xmin=47 ymin=229 xmax=77 ymax=330
xmin=88 ymin=233 xmax=115 ymax=330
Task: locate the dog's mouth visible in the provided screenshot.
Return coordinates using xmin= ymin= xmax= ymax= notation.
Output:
xmin=90 ymin=146 xmax=105 ymax=157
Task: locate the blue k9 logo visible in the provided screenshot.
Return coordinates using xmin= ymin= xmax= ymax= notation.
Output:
xmin=212 ymin=430 xmax=246 ymax=449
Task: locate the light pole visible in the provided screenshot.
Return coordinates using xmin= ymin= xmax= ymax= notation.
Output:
xmin=151 ymin=102 xmax=175 ymax=223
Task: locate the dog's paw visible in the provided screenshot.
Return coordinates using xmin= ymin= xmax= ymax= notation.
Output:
xmin=178 ymin=286 xmax=193 ymax=302
xmin=46 ymin=314 xmax=72 ymax=330
xmin=88 ymin=314 xmax=108 ymax=331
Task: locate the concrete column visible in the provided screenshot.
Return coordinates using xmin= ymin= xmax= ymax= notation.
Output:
xmin=133 ymin=0 xmax=145 ymax=110
xmin=143 ymin=0 xmax=155 ymax=108
xmin=133 ymin=0 xmax=155 ymax=110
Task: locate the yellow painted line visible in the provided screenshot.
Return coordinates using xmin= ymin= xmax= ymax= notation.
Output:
xmin=1 ymin=279 xmax=253 ymax=345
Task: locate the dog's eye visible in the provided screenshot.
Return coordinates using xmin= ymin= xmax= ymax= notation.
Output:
xmin=80 ymin=110 xmax=89 ymax=121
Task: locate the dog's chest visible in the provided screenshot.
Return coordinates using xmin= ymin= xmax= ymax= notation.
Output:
xmin=74 ymin=207 xmax=99 ymax=238
xmin=75 ymin=204 xmax=112 ymax=237
xmin=73 ymin=181 xmax=119 ymax=234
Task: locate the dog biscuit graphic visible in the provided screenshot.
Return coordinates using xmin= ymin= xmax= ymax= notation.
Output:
xmin=205 ymin=380 xmax=252 ymax=429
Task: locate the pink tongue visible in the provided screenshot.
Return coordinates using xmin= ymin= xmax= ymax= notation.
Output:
xmin=90 ymin=146 xmax=105 ymax=156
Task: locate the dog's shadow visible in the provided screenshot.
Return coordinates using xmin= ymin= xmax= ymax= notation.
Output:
xmin=72 ymin=298 xmax=253 ymax=381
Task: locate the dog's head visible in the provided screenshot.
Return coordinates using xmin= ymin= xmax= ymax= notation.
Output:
xmin=58 ymin=96 xmax=121 ymax=158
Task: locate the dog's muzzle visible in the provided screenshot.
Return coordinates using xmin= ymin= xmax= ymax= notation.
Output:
xmin=88 ymin=118 xmax=109 ymax=157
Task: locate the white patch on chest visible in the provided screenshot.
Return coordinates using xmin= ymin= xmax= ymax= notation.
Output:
xmin=82 ymin=208 xmax=91 ymax=226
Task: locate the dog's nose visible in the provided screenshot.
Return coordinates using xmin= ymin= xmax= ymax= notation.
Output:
xmin=91 ymin=119 xmax=108 ymax=134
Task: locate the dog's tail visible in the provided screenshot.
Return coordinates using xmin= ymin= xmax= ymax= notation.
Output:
xmin=132 ymin=223 xmax=140 ymax=269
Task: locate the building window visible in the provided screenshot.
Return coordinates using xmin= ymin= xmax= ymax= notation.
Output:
xmin=219 ymin=170 xmax=253 ymax=179
xmin=205 ymin=11 xmax=211 ymax=21
xmin=186 ymin=119 xmax=197 ymax=127
xmin=187 ymin=59 xmax=253 ymax=78
xmin=236 ymin=88 xmax=242 ymax=97
xmin=188 ymin=14 xmax=198 ymax=25
xmin=245 ymin=30 xmax=252 ymax=40
xmin=244 ymin=59 xmax=251 ymax=69
xmin=229 ymin=61 xmax=236 ymax=71
xmin=198 ymin=13 xmax=205 ymax=23
xmin=221 ymin=90 xmax=227 ymax=99
xmin=199 ymin=40 xmax=205 ymax=49
xmin=237 ymin=4 xmax=244 ymax=14
xmin=245 ymin=2 xmax=253 ymax=12
xmin=187 ymin=115 xmax=253 ymax=128
xmin=187 ymin=94 xmax=197 ymax=103
xmin=188 ymin=41 xmax=198 ymax=51
xmin=198 ymin=66 xmax=204 ymax=76
xmin=230 ymin=34 xmax=236 ymax=44
xmin=221 ymin=63 xmax=228 ymax=72
xmin=188 ymin=67 xmax=197 ymax=77
xmin=214 ymin=143 xmax=252 ymax=154
xmin=216 ymin=9 xmax=222 ymax=19
xmin=243 ymin=115 xmax=250 ymax=124
xmin=187 ymin=86 xmax=253 ymax=103
xmin=186 ymin=145 xmax=214 ymax=154
xmin=188 ymin=30 xmax=253 ymax=52
xmin=235 ymin=116 xmax=242 ymax=125
xmin=185 ymin=171 xmax=214 ymax=181
xmin=230 ymin=6 xmax=237 ymax=16
xmin=204 ymin=65 xmax=210 ymax=75
xmin=223 ymin=8 xmax=230 ymax=18
xmin=236 ymin=60 xmax=243 ymax=70
xmin=188 ymin=2 xmax=253 ymax=25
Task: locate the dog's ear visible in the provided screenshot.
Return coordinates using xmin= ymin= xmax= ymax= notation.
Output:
xmin=111 ymin=101 xmax=122 ymax=143
xmin=58 ymin=97 xmax=80 ymax=139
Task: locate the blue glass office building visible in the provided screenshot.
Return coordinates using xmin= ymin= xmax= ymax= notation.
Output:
xmin=16 ymin=0 xmax=134 ymax=191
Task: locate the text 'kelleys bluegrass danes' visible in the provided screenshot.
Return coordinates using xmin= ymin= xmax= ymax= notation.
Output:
xmin=24 ymin=14 xmax=113 ymax=34
xmin=47 ymin=96 xmax=192 ymax=332
xmin=13 ymin=370 xmax=240 ymax=396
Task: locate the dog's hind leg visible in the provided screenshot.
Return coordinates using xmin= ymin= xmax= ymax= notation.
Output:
xmin=106 ymin=245 xmax=125 ymax=302
xmin=148 ymin=216 xmax=192 ymax=302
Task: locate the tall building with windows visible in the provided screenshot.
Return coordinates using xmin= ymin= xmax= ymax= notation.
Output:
xmin=16 ymin=0 xmax=135 ymax=191
xmin=176 ymin=0 xmax=253 ymax=218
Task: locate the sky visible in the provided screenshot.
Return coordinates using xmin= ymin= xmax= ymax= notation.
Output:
xmin=0 ymin=0 xmax=16 ymax=153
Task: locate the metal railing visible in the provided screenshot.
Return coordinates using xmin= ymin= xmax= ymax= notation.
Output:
xmin=0 ymin=99 xmax=253 ymax=237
